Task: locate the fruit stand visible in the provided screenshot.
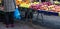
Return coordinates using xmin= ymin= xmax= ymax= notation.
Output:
xmin=16 ymin=0 xmax=60 ymax=28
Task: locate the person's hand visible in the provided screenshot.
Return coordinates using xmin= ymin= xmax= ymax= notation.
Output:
xmin=16 ymin=6 xmax=18 ymax=8
xmin=0 ymin=6 xmax=4 ymax=11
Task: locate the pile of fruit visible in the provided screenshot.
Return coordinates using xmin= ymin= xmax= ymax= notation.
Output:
xmin=39 ymin=5 xmax=60 ymax=12
xmin=16 ymin=0 xmax=30 ymax=5
xmin=30 ymin=2 xmax=60 ymax=12
xmin=30 ymin=2 xmax=52 ymax=10
xmin=52 ymin=5 xmax=60 ymax=12
xmin=16 ymin=0 xmax=60 ymax=13
xmin=20 ymin=3 xmax=31 ymax=8
xmin=19 ymin=2 xmax=39 ymax=8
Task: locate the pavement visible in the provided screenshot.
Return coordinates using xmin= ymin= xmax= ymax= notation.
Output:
xmin=0 ymin=21 xmax=52 ymax=29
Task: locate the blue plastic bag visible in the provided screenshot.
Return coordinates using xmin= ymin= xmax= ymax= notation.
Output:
xmin=14 ymin=8 xmax=21 ymax=20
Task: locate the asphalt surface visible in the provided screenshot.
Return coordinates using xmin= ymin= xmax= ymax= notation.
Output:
xmin=0 ymin=21 xmax=52 ymax=29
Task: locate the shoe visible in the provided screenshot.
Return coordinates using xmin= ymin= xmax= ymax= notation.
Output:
xmin=6 ymin=25 xmax=9 ymax=28
xmin=3 ymin=22 xmax=5 ymax=24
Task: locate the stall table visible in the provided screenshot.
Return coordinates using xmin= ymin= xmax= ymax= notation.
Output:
xmin=19 ymin=7 xmax=60 ymax=28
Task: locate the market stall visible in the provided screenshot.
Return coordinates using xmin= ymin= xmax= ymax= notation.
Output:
xmin=16 ymin=0 xmax=60 ymax=28
xmin=31 ymin=1 xmax=60 ymax=28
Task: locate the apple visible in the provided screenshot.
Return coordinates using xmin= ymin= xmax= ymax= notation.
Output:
xmin=20 ymin=3 xmax=26 ymax=7
xmin=33 ymin=2 xmax=39 ymax=4
xmin=25 ymin=4 xmax=31 ymax=8
xmin=41 ymin=2 xmax=52 ymax=6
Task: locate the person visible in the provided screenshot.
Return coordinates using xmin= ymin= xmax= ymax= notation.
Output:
xmin=3 ymin=0 xmax=16 ymax=28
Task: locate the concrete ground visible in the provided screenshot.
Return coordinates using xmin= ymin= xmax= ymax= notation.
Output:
xmin=0 ymin=21 xmax=52 ymax=29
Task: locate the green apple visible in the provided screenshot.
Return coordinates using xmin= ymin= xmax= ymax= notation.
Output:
xmin=20 ymin=3 xmax=26 ymax=7
xmin=33 ymin=2 xmax=39 ymax=4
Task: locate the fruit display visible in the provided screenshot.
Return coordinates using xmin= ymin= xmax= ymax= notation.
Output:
xmin=43 ymin=5 xmax=60 ymax=12
xmin=20 ymin=3 xmax=31 ymax=8
xmin=30 ymin=2 xmax=52 ymax=10
xmin=16 ymin=0 xmax=60 ymax=13
xmin=30 ymin=3 xmax=40 ymax=9
xmin=48 ymin=5 xmax=56 ymax=10
xmin=54 ymin=6 xmax=60 ymax=12
xmin=40 ymin=5 xmax=60 ymax=12
xmin=40 ymin=5 xmax=48 ymax=11
xmin=20 ymin=2 xmax=40 ymax=8
xmin=30 ymin=2 xmax=60 ymax=13
xmin=23 ymin=0 xmax=30 ymax=4
xmin=33 ymin=2 xmax=39 ymax=4
xmin=16 ymin=0 xmax=23 ymax=5
xmin=16 ymin=0 xmax=30 ymax=5
xmin=42 ymin=2 xmax=52 ymax=6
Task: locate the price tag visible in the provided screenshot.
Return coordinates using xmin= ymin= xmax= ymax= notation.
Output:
xmin=58 ymin=12 xmax=60 ymax=16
